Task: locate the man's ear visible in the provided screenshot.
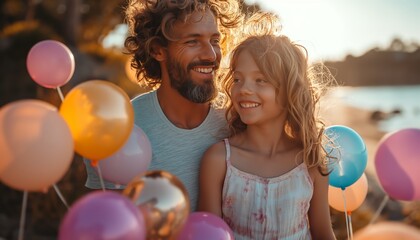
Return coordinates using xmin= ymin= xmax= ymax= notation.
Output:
xmin=150 ymin=42 xmax=166 ymax=62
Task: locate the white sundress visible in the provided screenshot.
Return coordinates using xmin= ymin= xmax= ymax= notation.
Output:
xmin=222 ymin=138 xmax=314 ymax=240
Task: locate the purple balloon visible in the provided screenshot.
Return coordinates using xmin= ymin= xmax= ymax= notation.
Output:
xmin=98 ymin=125 xmax=152 ymax=185
xmin=59 ymin=191 xmax=146 ymax=240
xmin=375 ymin=128 xmax=420 ymax=201
xmin=177 ymin=212 xmax=234 ymax=240
xmin=26 ymin=40 xmax=75 ymax=88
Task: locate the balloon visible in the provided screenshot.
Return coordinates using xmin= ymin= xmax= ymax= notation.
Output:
xmin=59 ymin=80 xmax=134 ymax=165
xmin=354 ymin=221 xmax=420 ymax=240
xmin=98 ymin=125 xmax=152 ymax=185
xmin=177 ymin=212 xmax=234 ymax=240
xmin=26 ymin=40 xmax=75 ymax=88
xmin=324 ymin=125 xmax=368 ymax=189
xmin=123 ymin=170 xmax=190 ymax=239
xmin=59 ymin=191 xmax=146 ymax=240
xmin=375 ymin=128 xmax=420 ymax=200
xmin=0 ymin=100 xmax=73 ymax=192
xmin=328 ymin=173 xmax=368 ymax=212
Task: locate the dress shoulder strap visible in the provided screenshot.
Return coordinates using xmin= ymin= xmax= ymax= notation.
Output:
xmin=223 ymin=138 xmax=231 ymax=165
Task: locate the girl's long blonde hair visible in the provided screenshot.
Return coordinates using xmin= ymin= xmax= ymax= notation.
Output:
xmin=222 ymin=15 xmax=335 ymax=173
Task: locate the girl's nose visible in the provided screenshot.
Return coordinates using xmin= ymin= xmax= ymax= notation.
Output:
xmin=239 ymin=80 xmax=254 ymax=95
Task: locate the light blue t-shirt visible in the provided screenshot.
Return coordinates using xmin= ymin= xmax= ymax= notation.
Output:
xmin=84 ymin=90 xmax=228 ymax=210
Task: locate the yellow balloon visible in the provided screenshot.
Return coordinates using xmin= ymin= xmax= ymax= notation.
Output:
xmin=123 ymin=170 xmax=190 ymax=239
xmin=59 ymin=80 xmax=134 ymax=164
xmin=328 ymin=173 xmax=368 ymax=212
xmin=0 ymin=100 xmax=74 ymax=192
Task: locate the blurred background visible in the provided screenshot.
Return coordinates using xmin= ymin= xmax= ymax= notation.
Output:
xmin=0 ymin=0 xmax=419 ymax=239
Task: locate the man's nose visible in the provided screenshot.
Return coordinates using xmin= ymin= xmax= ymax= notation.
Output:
xmin=199 ymin=42 xmax=217 ymax=62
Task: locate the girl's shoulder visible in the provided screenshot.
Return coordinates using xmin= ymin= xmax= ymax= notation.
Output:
xmin=201 ymin=140 xmax=228 ymax=166
xmin=307 ymin=165 xmax=329 ymax=186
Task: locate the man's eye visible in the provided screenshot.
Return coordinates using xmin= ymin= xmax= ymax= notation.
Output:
xmin=185 ymin=40 xmax=198 ymax=45
xmin=211 ymin=39 xmax=221 ymax=45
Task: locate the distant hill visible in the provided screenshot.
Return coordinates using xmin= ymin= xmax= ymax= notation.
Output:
xmin=325 ymin=42 xmax=420 ymax=86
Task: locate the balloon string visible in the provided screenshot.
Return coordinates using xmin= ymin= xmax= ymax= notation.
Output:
xmin=342 ymin=189 xmax=350 ymax=240
xmin=96 ymin=164 xmax=106 ymax=192
xmin=18 ymin=191 xmax=28 ymax=240
xmin=368 ymin=194 xmax=389 ymax=225
xmin=348 ymin=212 xmax=354 ymax=240
xmin=53 ymin=184 xmax=69 ymax=209
xmin=56 ymin=87 xmax=64 ymax=102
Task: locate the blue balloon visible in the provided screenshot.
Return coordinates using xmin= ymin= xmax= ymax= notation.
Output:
xmin=324 ymin=125 xmax=368 ymax=189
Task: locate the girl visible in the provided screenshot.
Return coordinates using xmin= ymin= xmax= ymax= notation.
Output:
xmin=198 ymin=34 xmax=336 ymax=239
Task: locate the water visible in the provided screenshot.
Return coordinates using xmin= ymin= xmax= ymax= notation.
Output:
xmin=331 ymin=85 xmax=420 ymax=133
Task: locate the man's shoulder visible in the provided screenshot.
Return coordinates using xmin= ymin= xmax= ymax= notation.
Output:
xmin=131 ymin=90 xmax=155 ymax=105
xmin=209 ymin=105 xmax=226 ymax=119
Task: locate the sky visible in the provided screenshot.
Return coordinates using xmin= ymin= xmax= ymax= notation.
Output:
xmin=246 ymin=0 xmax=420 ymax=61
xmin=103 ymin=0 xmax=420 ymax=62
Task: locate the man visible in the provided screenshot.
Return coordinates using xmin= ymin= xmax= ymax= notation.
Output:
xmin=84 ymin=0 xmax=243 ymax=210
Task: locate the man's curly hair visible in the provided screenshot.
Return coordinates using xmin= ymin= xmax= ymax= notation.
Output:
xmin=124 ymin=0 xmax=243 ymax=88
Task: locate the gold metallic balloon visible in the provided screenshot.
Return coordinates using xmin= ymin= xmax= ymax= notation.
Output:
xmin=123 ymin=170 xmax=190 ymax=239
xmin=59 ymin=80 xmax=134 ymax=165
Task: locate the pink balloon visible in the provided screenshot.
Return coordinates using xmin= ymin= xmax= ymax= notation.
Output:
xmin=98 ymin=125 xmax=152 ymax=185
xmin=177 ymin=212 xmax=234 ymax=240
xmin=59 ymin=191 xmax=146 ymax=240
xmin=374 ymin=128 xmax=420 ymax=200
xmin=26 ymin=40 xmax=75 ymax=88
xmin=0 ymin=100 xmax=74 ymax=192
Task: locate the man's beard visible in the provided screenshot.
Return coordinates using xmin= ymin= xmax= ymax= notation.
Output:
xmin=167 ymin=58 xmax=217 ymax=103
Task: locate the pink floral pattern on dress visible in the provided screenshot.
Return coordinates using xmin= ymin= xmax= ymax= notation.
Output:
xmin=252 ymin=208 xmax=267 ymax=224
xmin=224 ymin=195 xmax=235 ymax=208
xmin=221 ymin=139 xmax=314 ymax=240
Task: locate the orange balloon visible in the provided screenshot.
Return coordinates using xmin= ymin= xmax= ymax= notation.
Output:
xmin=328 ymin=173 xmax=368 ymax=212
xmin=59 ymin=80 xmax=134 ymax=164
xmin=0 ymin=100 xmax=74 ymax=192
xmin=123 ymin=170 xmax=190 ymax=239
xmin=354 ymin=221 xmax=420 ymax=240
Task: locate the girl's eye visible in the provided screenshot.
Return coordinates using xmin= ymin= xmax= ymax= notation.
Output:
xmin=256 ymin=78 xmax=268 ymax=83
xmin=232 ymin=78 xmax=240 ymax=83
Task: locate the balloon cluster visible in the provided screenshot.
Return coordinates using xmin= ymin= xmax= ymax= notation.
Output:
xmin=325 ymin=125 xmax=420 ymax=238
xmin=324 ymin=125 xmax=369 ymax=214
xmin=325 ymin=125 xmax=420 ymax=206
xmin=1 ymin=40 xmax=136 ymax=191
xmin=1 ymin=40 xmax=235 ymax=239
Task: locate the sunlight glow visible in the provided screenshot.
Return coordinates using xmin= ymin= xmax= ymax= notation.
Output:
xmin=247 ymin=0 xmax=420 ymax=61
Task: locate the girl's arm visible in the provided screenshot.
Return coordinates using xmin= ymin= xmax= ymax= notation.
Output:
xmin=197 ymin=141 xmax=227 ymax=217
xmin=308 ymin=168 xmax=337 ymax=240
